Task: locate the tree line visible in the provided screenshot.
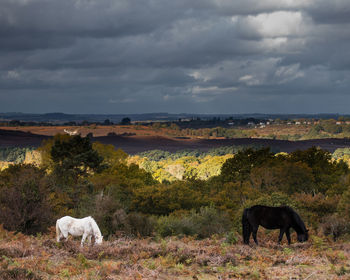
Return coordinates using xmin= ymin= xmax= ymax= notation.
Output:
xmin=0 ymin=135 xmax=349 ymax=241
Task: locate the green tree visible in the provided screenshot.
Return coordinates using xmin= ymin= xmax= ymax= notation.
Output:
xmin=92 ymin=142 xmax=127 ymax=168
xmin=131 ymin=181 xmax=204 ymax=215
xmin=120 ymin=117 xmax=131 ymax=125
xmin=250 ymin=161 xmax=315 ymax=194
xmin=50 ymin=135 xmax=103 ymax=182
xmin=220 ymin=148 xmax=274 ymax=184
xmin=38 ymin=134 xmax=71 ymax=171
xmin=290 ymin=147 xmax=348 ymax=193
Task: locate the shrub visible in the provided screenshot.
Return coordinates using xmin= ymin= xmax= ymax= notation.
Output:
xmin=91 ymin=194 xmax=123 ymax=238
xmin=156 ymin=214 xmax=194 ymax=237
xmin=0 ymin=164 xmax=52 ymax=235
xmin=337 ymin=186 xmax=350 ymax=221
xmin=91 ymin=193 xmax=156 ymax=238
xmin=112 ymin=210 xmax=155 ymax=237
xmin=189 ymin=206 xmax=232 ymax=238
xmin=156 ymin=206 xmax=232 ymax=238
xmin=293 ymin=193 xmax=341 ymax=230
xmin=321 ymin=214 xmax=349 ymax=241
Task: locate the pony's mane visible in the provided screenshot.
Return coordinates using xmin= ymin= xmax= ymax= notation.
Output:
xmin=281 ymin=205 xmax=294 ymax=212
xmin=274 ymin=206 xmax=307 ymax=234
xmin=291 ymin=210 xmax=307 ymax=233
xmin=89 ymin=217 xmax=102 ymax=236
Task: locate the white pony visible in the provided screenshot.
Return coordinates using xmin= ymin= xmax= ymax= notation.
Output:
xmin=56 ymin=216 xmax=103 ymax=246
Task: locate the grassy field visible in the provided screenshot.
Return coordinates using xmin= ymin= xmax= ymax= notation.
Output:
xmin=0 ymin=124 xmax=314 ymax=138
xmin=0 ymin=226 xmax=349 ymax=280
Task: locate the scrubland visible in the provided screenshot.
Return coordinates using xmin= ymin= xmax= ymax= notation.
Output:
xmin=0 ymin=225 xmax=349 ymax=280
xmin=0 ymin=132 xmax=350 ymax=279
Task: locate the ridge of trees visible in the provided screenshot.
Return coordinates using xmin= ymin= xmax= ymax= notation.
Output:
xmin=0 ymin=135 xmax=349 ymax=241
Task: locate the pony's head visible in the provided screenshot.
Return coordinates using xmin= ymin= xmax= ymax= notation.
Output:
xmin=89 ymin=217 xmax=103 ymax=245
xmin=292 ymin=210 xmax=309 ymax=242
xmin=95 ymin=234 xmax=103 ymax=245
xmin=297 ymin=229 xmax=309 ymax=242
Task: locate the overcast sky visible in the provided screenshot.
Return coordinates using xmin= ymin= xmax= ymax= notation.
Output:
xmin=1 ymin=0 xmax=350 ymax=114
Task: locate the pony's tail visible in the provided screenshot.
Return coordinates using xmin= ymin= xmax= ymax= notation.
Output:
xmin=56 ymin=219 xmax=61 ymax=242
xmin=242 ymin=208 xmax=251 ymax=245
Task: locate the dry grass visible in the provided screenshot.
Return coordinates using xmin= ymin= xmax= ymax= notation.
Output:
xmin=0 ymin=226 xmax=349 ymax=279
xmin=0 ymin=124 xmax=311 ymax=139
xmin=0 ymin=125 xmax=163 ymax=138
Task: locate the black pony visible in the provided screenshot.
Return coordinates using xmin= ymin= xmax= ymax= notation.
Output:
xmin=242 ymin=205 xmax=308 ymax=245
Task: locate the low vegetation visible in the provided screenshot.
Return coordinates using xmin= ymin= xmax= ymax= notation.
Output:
xmin=0 ymin=225 xmax=349 ymax=279
xmin=0 ymin=134 xmax=349 ymax=278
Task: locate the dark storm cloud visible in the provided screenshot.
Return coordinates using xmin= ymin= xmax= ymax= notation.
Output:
xmin=0 ymin=0 xmax=350 ymax=114
xmin=306 ymin=0 xmax=350 ymax=24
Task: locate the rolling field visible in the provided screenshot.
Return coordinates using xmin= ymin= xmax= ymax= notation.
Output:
xmin=1 ymin=126 xmax=350 ymax=154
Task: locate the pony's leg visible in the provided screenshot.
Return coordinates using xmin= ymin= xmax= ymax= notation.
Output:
xmin=57 ymin=231 xmax=64 ymax=242
xmin=285 ymin=228 xmax=291 ymax=245
xmin=81 ymin=233 xmax=87 ymax=247
xmin=245 ymin=229 xmax=252 ymax=245
xmin=243 ymin=224 xmax=251 ymax=244
xmin=88 ymin=235 xmax=92 ymax=245
xmin=62 ymin=231 xmax=68 ymax=242
xmin=252 ymin=226 xmax=259 ymax=245
xmin=278 ymin=228 xmax=286 ymax=244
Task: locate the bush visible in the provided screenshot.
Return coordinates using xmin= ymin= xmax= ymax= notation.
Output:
xmin=90 ymin=193 xmax=156 ymax=238
xmin=294 ymin=193 xmax=339 ymax=228
xmin=321 ymin=214 xmax=349 ymax=241
xmin=189 ymin=206 xmax=232 ymax=238
xmin=337 ymin=186 xmax=350 ymax=221
xmin=0 ymin=164 xmax=52 ymax=235
xmin=113 ymin=210 xmax=155 ymax=237
xmin=156 ymin=206 xmax=232 ymax=238
xmin=156 ymin=214 xmax=194 ymax=237
xmin=91 ymin=194 xmax=123 ymax=238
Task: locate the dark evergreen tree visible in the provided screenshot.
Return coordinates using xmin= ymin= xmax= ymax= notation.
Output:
xmin=120 ymin=117 xmax=131 ymax=125
xmin=51 ymin=135 xmax=103 ymax=182
xmin=220 ymin=148 xmax=274 ymax=184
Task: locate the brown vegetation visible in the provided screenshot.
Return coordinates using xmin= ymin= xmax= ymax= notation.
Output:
xmin=0 ymin=134 xmax=350 ymax=279
xmin=0 ymin=225 xmax=349 ymax=279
